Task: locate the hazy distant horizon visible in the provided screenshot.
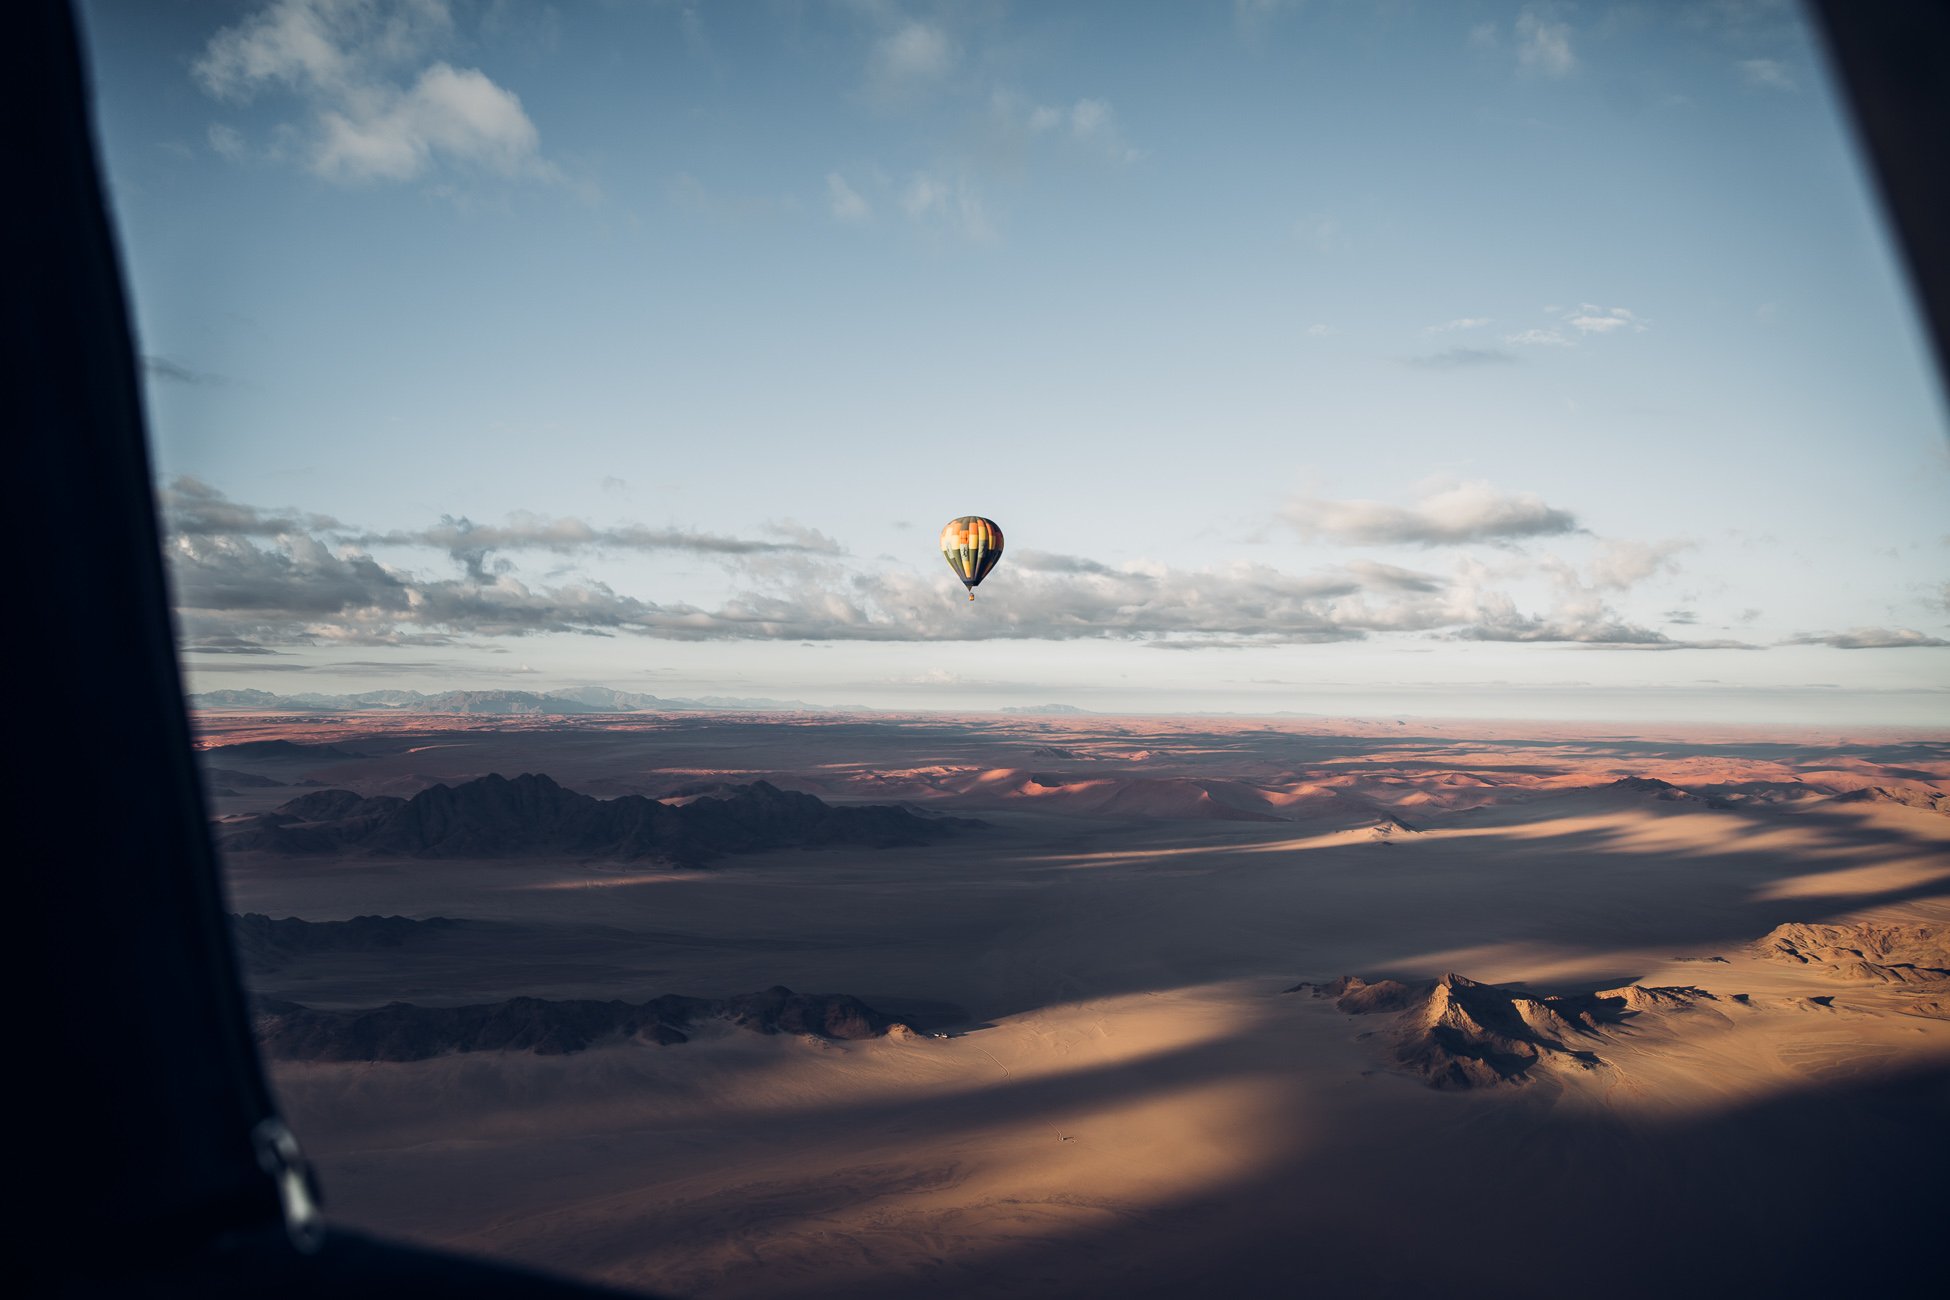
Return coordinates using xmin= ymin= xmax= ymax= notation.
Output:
xmin=186 ymin=676 xmax=1950 ymax=729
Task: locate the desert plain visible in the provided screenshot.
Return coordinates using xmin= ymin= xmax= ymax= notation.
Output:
xmin=197 ymin=709 xmax=1950 ymax=1298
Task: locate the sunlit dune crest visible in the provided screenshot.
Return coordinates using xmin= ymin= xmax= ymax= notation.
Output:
xmin=1756 ymin=858 xmax=1950 ymax=900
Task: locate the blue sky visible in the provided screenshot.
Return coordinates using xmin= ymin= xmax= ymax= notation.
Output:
xmin=79 ymin=0 xmax=1949 ymax=722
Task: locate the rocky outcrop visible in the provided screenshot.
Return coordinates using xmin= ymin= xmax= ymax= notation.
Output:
xmin=1752 ymin=922 xmax=1949 ymax=984
xmin=1291 ymin=973 xmax=1712 ymax=1090
xmin=1286 ymin=974 xmax=1427 ymax=1014
xmin=1367 ymin=814 xmax=1420 ymax=843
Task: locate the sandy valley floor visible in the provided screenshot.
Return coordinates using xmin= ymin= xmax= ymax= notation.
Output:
xmin=200 ymin=711 xmax=1950 ymax=1298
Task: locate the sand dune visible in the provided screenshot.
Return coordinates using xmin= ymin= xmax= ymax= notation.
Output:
xmin=190 ymin=710 xmax=1949 ymax=1298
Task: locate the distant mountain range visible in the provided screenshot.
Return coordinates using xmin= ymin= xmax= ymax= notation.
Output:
xmin=255 ymin=985 xmax=902 ymax=1060
xmin=189 ymin=686 xmax=850 ymax=715
xmin=217 ymin=773 xmax=978 ymax=867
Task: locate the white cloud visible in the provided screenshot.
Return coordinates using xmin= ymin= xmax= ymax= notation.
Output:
xmin=1433 ymin=539 xmax=1746 ymax=650
xmin=1345 ymin=560 xmax=1447 ymax=593
xmin=1784 ymin=627 xmax=1950 ymax=649
xmin=1737 ymin=58 xmax=1796 ymax=91
xmin=207 ymin=123 xmax=247 ymax=160
xmin=1284 ymin=481 xmax=1581 ymax=546
xmin=1067 ymin=98 xmax=1143 ymax=161
xmin=997 ymin=91 xmax=1144 ymax=164
xmin=1067 ymin=98 xmax=1110 ymax=135
xmin=1442 ymin=551 xmax=1743 ymax=649
xmin=193 ymin=0 xmax=435 ymax=97
xmin=1587 ymin=538 xmax=1689 ymax=591
xmin=870 ymin=21 xmax=953 ymax=94
xmin=900 ymin=171 xmax=994 ymax=243
xmin=1426 ymin=317 xmax=1491 ymax=332
xmin=314 ymin=63 xmax=540 ymax=182
xmin=1515 ymin=8 xmax=1576 ymax=78
xmin=161 ymin=480 xmax=836 ymax=567
xmin=1564 ymin=304 xmax=1647 ymax=334
xmin=1327 ymin=552 xmax=1742 ymax=649
xmin=192 ymin=0 xmax=548 ymax=185
xmin=1504 ymin=327 xmax=1574 ymax=347
xmin=1504 ymin=306 xmax=1647 ymax=348
xmin=163 ymin=476 xmax=343 ymax=535
xmin=826 ymin=171 xmax=870 ymax=223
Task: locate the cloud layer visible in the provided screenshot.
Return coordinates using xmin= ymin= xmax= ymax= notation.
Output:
xmin=1284 ymin=482 xmax=1581 ymax=546
xmin=161 ymin=481 xmax=1773 ymax=655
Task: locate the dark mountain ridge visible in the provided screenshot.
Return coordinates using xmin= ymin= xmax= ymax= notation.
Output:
xmin=1604 ymin=776 xmax=1732 ymax=808
xmin=1829 ymin=785 xmax=1950 ymax=815
xmin=218 ymin=772 xmax=977 ymax=866
xmin=255 ymin=985 xmax=899 ymax=1060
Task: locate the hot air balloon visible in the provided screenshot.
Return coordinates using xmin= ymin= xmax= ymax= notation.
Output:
xmin=941 ymin=516 xmax=1004 ymax=600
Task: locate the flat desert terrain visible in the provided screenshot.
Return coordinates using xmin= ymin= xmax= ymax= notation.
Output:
xmin=199 ymin=710 xmax=1950 ymax=1298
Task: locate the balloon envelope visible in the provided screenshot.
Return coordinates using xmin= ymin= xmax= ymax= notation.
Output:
xmin=941 ymin=516 xmax=1004 ymax=595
